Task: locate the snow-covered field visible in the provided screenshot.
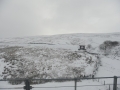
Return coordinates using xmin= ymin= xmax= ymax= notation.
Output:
xmin=0 ymin=33 xmax=120 ymax=90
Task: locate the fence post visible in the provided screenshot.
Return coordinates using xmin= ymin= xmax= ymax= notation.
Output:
xmin=109 ymin=84 xmax=110 ymax=90
xmin=74 ymin=78 xmax=77 ymax=90
xmin=104 ymin=81 xmax=105 ymax=85
xmin=24 ymin=79 xmax=32 ymax=90
xmin=113 ymin=76 xmax=117 ymax=90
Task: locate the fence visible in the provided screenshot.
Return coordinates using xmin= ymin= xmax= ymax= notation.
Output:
xmin=0 ymin=76 xmax=120 ymax=90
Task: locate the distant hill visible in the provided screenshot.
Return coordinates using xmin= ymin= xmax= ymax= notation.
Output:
xmin=0 ymin=33 xmax=120 ymax=84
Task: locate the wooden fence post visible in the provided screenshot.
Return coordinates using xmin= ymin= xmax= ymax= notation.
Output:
xmin=104 ymin=81 xmax=105 ymax=85
xmin=75 ymin=78 xmax=77 ymax=90
xmin=24 ymin=79 xmax=32 ymax=90
xmin=113 ymin=76 xmax=117 ymax=90
xmin=109 ymin=85 xmax=110 ymax=90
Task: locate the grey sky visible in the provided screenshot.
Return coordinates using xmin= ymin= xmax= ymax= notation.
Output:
xmin=0 ymin=0 xmax=120 ymax=37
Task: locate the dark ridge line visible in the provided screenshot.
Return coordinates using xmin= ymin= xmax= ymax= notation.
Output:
xmin=28 ymin=43 xmax=55 ymax=45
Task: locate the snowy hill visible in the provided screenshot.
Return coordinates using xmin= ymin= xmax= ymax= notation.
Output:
xmin=0 ymin=33 xmax=120 ymax=90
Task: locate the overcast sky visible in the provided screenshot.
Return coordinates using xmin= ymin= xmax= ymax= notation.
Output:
xmin=0 ymin=0 xmax=120 ymax=37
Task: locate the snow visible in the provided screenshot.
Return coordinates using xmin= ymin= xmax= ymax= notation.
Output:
xmin=0 ymin=58 xmax=10 ymax=79
xmin=0 ymin=33 xmax=120 ymax=90
xmin=0 ymin=80 xmax=106 ymax=90
xmin=96 ymin=56 xmax=120 ymax=86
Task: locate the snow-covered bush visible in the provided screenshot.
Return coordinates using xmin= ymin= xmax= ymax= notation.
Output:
xmin=99 ymin=40 xmax=119 ymax=55
xmin=0 ymin=46 xmax=100 ymax=84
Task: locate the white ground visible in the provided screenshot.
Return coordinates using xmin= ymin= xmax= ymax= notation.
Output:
xmin=0 ymin=33 xmax=120 ymax=90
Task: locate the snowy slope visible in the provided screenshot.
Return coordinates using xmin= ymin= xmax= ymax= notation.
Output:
xmin=0 ymin=33 xmax=120 ymax=90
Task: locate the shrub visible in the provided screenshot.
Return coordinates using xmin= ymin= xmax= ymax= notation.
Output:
xmin=99 ymin=40 xmax=119 ymax=55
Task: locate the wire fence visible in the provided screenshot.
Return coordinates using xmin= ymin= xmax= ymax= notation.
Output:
xmin=0 ymin=76 xmax=120 ymax=90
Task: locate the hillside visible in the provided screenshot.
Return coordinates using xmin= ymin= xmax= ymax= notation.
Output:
xmin=0 ymin=33 xmax=120 ymax=90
